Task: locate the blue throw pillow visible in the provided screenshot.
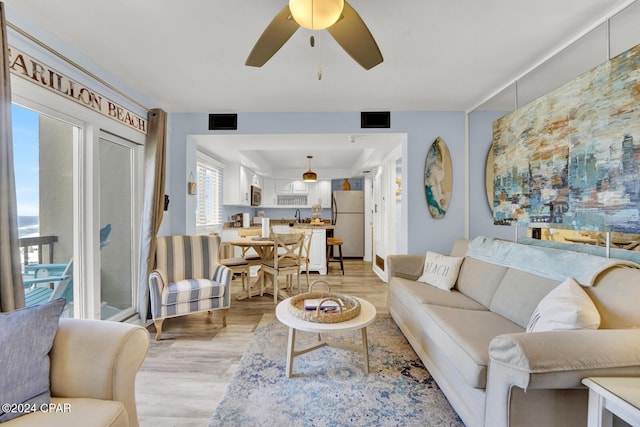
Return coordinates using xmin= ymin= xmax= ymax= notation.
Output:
xmin=0 ymin=298 xmax=65 ymax=422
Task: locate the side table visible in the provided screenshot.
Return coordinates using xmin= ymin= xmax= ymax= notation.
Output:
xmin=582 ymin=377 xmax=640 ymax=427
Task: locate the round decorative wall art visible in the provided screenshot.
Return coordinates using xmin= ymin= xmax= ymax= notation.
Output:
xmin=485 ymin=142 xmax=494 ymax=214
xmin=424 ymin=136 xmax=452 ymax=219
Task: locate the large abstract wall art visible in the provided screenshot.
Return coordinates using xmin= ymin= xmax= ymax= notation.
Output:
xmin=492 ymin=43 xmax=640 ymax=233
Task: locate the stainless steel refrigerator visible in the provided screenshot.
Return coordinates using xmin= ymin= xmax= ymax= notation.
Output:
xmin=331 ymin=190 xmax=364 ymax=257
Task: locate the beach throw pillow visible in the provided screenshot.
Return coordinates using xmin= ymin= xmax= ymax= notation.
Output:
xmin=0 ymin=298 xmax=65 ymax=422
xmin=417 ymin=251 xmax=464 ymax=291
xmin=526 ymin=277 xmax=600 ymax=332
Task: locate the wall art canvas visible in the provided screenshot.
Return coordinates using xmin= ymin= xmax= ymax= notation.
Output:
xmin=492 ymin=42 xmax=640 ymax=233
xmin=425 ymin=137 xmax=452 ymax=219
xmin=485 ymin=142 xmax=495 ymax=214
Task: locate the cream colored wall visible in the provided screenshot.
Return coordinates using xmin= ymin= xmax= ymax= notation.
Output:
xmin=39 ymin=115 xmax=74 ymax=264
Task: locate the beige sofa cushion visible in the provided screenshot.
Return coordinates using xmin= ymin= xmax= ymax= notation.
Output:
xmin=489 ymin=269 xmax=559 ymax=328
xmin=390 ymin=277 xmax=487 ymax=311
xmin=3 ymin=397 xmax=128 ymax=427
xmin=456 ymin=257 xmax=508 ymax=308
xmin=586 ymin=267 xmax=640 ymax=329
xmin=421 ymin=305 xmax=523 ymax=388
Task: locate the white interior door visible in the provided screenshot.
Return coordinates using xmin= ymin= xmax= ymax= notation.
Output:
xmin=372 ymin=167 xmax=385 ymax=276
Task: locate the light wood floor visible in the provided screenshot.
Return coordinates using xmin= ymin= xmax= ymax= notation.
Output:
xmin=135 ymin=259 xmax=389 ymax=427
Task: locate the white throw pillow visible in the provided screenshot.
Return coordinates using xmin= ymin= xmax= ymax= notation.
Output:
xmin=416 ymin=251 xmax=464 ymax=291
xmin=526 ymin=277 xmax=600 ymax=332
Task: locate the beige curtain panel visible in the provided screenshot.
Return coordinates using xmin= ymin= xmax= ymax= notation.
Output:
xmin=0 ymin=2 xmax=26 ymax=312
xmin=137 ymin=108 xmax=167 ymax=319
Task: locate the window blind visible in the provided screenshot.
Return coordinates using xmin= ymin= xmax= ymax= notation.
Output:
xmin=196 ymin=153 xmax=224 ymax=226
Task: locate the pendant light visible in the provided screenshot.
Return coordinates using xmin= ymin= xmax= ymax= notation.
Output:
xmin=302 ymin=155 xmax=318 ymax=182
xmin=289 ymin=0 xmax=344 ymax=30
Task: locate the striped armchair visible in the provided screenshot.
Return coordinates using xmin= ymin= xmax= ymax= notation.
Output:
xmin=149 ymin=235 xmax=232 ymax=340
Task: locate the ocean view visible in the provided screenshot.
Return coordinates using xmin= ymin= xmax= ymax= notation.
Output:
xmin=18 ymin=215 xmax=39 ymax=238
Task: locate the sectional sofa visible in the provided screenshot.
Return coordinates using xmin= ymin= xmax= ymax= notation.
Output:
xmin=387 ymin=236 xmax=640 ymax=427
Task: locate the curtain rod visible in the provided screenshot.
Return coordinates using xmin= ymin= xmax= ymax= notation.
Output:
xmin=6 ymin=21 xmax=150 ymax=113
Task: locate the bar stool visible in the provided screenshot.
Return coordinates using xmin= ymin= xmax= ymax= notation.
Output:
xmin=326 ymin=237 xmax=344 ymax=275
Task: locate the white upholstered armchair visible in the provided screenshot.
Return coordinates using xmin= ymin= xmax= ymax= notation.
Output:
xmin=148 ymin=235 xmax=231 ymax=340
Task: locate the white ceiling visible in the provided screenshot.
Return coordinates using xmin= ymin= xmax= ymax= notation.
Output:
xmin=4 ymin=0 xmax=634 ymax=174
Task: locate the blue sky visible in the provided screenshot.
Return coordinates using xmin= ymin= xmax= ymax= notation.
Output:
xmin=12 ymin=104 xmax=39 ymax=216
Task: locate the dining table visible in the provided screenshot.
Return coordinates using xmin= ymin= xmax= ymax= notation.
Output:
xmin=227 ymin=236 xmax=290 ymax=301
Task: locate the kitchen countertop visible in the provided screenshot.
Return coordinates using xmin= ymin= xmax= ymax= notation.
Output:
xmin=292 ymin=223 xmax=334 ymax=230
xmin=223 ymin=222 xmax=333 ymax=230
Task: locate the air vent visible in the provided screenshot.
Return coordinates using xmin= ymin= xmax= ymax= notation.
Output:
xmin=208 ymin=113 xmax=237 ymax=130
xmin=361 ymin=111 xmax=390 ymax=128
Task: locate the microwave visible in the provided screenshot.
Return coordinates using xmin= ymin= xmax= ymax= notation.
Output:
xmin=250 ymin=185 xmax=262 ymax=206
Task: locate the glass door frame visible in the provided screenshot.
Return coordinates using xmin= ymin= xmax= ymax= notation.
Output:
xmin=98 ymin=130 xmax=143 ymax=321
xmin=11 ymin=76 xmax=146 ymax=320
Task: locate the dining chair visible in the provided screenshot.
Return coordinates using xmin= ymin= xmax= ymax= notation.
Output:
xmin=260 ymin=232 xmax=305 ymax=304
xmin=300 ymin=229 xmax=313 ymax=289
xmin=216 ymin=238 xmax=251 ymax=296
xmin=237 ymin=227 xmax=263 ymax=265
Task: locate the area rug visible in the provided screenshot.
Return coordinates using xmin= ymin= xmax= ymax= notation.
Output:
xmin=209 ymin=313 xmax=464 ymax=427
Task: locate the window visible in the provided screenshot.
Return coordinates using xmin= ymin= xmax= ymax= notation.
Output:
xmin=196 ymin=153 xmax=224 ymax=227
xmin=13 ymin=103 xmax=76 ymax=316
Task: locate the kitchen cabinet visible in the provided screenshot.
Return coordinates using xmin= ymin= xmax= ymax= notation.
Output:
xmin=275 ymin=180 xmax=292 ymax=194
xmin=300 ymin=228 xmax=327 ymax=275
xmin=251 ymin=178 xmax=328 ymax=208
xmin=223 ymin=163 xmax=260 ymax=206
xmin=306 ymin=179 xmax=331 ymax=208
xmin=292 ymin=180 xmax=308 ymax=194
xmin=262 ymin=177 xmax=277 ymax=207
xmin=276 ymin=179 xmax=308 ymax=194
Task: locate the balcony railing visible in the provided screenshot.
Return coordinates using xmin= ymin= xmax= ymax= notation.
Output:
xmin=18 ymin=235 xmax=58 ymax=266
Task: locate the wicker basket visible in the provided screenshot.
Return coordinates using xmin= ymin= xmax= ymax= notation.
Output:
xmin=287 ymin=280 xmax=361 ymax=323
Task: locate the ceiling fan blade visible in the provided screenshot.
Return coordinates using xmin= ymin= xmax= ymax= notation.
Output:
xmin=327 ymin=1 xmax=383 ymax=70
xmin=245 ymin=5 xmax=300 ymax=67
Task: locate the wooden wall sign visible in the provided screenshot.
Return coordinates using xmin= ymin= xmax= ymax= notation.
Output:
xmin=7 ymin=47 xmax=147 ymax=134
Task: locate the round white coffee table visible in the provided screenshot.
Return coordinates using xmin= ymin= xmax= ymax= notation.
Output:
xmin=275 ymin=296 xmax=377 ymax=378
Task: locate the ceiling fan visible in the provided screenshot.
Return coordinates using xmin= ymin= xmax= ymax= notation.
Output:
xmin=245 ymin=0 xmax=383 ymax=70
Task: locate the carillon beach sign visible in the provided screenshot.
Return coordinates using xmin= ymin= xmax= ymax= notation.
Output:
xmin=7 ymin=47 xmax=147 ymax=134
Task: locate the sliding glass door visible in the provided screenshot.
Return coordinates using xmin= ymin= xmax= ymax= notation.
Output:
xmin=12 ymin=102 xmax=142 ymax=320
xmin=99 ymin=132 xmax=138 ymax=320
xmin=13 ymin=104 xmax=76 ymax=317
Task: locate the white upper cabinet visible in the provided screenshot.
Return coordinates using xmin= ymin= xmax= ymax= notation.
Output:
xmin=306 ymin=179 xmax=331 ymax=208
xmin=224 ymin=162 xmax=336 ymax=209
xmin=223 ymin=163 xmax=260 ymax=206
xmin=276 ymin=179 xmax=308 ymax=194
xmin=275 ymin=180 xmax=293 ymax=194
xmin=262 ymin=177 xmax=277 ymax=207
xmin=291 ymin=180 xmax=308 ymax=194
xmin=316 ymin=179 xmax=332 ymax=208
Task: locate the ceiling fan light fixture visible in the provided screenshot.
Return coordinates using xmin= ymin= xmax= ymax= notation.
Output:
xmin=289 ymin=0 xmax=344 ymax=30
xmin=302 ymin=155 xmax=318 ymax=182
